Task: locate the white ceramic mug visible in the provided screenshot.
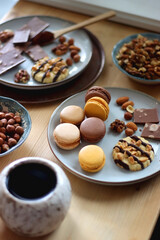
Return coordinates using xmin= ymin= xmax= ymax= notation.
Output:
xmin=0 ymin=157 xmax=72 ymax=237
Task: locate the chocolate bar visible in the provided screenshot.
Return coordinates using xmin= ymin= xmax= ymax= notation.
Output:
xmin=25 ymin=45 xmax=48 ymax=61
xmin=13 ymin=29 xmax=30 ymax=44
xmin=0 ymin=38 xmax=30 ymax=54
xmin=134 ymin=108 xmax=159 ymax=124
xmin=0 ymin=49 xmax=25 ymax=75
xmin=21 ymin=17 xmax=49 ymax=39
xmin=141 ymin=123 xmax=160 ymax=140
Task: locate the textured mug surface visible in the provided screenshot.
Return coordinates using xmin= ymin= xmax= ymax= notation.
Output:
xmin=0 ymin=157 xmax=72 ymax=237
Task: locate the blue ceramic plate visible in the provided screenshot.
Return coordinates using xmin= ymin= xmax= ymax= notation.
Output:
xmin=0 ymin=96 xmax=31 ymax=157
xmin=48 ymin=87 xmax=160 ymax=186
xmin=112 ymin=33 xmax=160 ymax=85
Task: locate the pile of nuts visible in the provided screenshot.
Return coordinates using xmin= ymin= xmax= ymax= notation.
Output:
xmin=0 ymin=111 xmax=24 ymax=153
xmin=52 ymin=35 xmax=81 ymax=66
xmin=0 ymin=29 xmax=14 ymax=43
xmin=110 ymin=96 xmax=138 ymax=136
xmin=116 ymin=34 xmax=160 ymax=80
xmin=14 ymin=69 xmax=30 ymax=83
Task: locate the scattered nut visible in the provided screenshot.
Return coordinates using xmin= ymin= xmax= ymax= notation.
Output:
xmin=121 ymin=101 xmax=134 ymax=110
xmin=124 ymin=112 xmax=133 ymax=120
xmin=126 ymin=105 xmax=135 ymax=113
xmin=66 ymin=58 xmax=73 ymax=66
xmin=116 ymin=96 xmax=129 ymax=105
xmin=125 ymin=128 xmax=134 ymax=136
xmin=110 ymin=119 xmax=125 ymax=133
xmin=126 ymin=122 xmax=138 ymax=131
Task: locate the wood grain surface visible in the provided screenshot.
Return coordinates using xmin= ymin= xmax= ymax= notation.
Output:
xmin=0 ymin=1 xmax=159 ymax=240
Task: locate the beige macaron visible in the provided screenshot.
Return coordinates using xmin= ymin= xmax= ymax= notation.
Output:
xmin=60 ymin=105 xmax=85 ymax=125
xmin=53 ymin=123 xmax=80 ymax=150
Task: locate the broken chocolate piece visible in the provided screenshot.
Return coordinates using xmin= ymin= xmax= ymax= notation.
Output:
xmin=141 ymin=123 xmax=160 ymax=140
xmin=20 ymin=17 xmax=49 ymax=39
xmin=0 ymin=49 xmax=25 ymax=75
xmin=13 ymin=29 xmax=30 ymax=44
xmin=25 ymin=45 xmax=48 ymax=61
xmin=134 ymin=108 xmax=159 ymax=124
xmin=0 ymin=38 xmax=30 ymax=54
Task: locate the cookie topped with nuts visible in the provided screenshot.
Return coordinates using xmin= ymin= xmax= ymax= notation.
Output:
xmin=31 ymin=56 xmax=69 ymax=84
xmin=112 ymin=135 xmax=154 ymax=171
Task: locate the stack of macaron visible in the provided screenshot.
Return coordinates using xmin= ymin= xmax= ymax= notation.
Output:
xmin=53 ymin=86 xmax=111 ymax=173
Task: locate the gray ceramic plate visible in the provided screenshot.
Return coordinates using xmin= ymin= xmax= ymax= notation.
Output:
xmin=48 ymin=87 xmax=160 ymax=185
xmin=0 ymin=16 xmax=92 ymax=90
xmin=112 ymin=33 xmax=160 ymax=85
xmin=0 ymin=96 xmax=31 ymax=157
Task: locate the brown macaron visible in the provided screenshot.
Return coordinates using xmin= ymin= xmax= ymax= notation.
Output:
xmin=80 ymin=117 xmax=106 ymax=143
xmin=85 ymin=86 xmax=111 ymax=104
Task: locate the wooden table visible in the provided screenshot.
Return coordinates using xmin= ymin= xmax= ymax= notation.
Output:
xmin=0 ymin=1 xmax=160 ymax=239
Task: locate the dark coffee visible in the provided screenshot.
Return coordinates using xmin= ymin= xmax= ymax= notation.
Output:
xmin=6 ymin=163 xmax=57 ymax=200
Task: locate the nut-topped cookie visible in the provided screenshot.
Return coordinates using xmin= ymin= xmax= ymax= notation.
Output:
xmin=112 ymin=136 xmax=154 ymax=171
xmin=31 ymin=56 xmax=69 ymax=83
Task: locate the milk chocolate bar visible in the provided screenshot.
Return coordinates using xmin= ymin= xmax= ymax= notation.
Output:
xmin=0 ymin=38 xmax=30 ymax=54
xmin=21 ymin=17 xmax=49 ymax=39
xmin=25 ymin=45 xmax=48 ymax=61
xmin=141 ymin=123 xmax=160 ymax=140
xmin=0 ymin=49 xmax=25 ymax=75
xmin=13 ymin=29 xmax=30 ymax=44
xmin=134 ymin=108 xmax=159 ymax=124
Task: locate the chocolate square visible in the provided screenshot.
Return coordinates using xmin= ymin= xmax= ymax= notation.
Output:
xmin=134 ymin=108 xmax=159 ymax=124
xmin=25 ymin=45 xmax=48 ymax=61
xmin=141 ymin=123 xmax=160 ymax=140
xmin=21 ymin=17 xmax=49 ymax=39
xmin=13 ymin=29 xmax=30 ymax=44
xmin=0 ymin=49 xmax=25 ymax=75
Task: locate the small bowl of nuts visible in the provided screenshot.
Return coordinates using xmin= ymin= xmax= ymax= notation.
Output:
xmin=112 ymin=33 xmax=160 ymax=85
xmin=0 ymin=96 xmax=31 ymax=156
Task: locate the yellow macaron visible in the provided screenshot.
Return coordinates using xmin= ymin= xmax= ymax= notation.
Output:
xmin=78 ymin=145 xmax=105 ymax=172
xmin=84 ymin=96 xmax=109 ymax=121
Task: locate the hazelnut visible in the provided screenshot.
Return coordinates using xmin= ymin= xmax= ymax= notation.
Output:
xmin=0 ymin=112 xmax=5 ymax=119
xmin=6 ymin=124 xmax=15 ymax=134
xmin=66 ymin=58 xmax=73 ymax=66
xmin=73 ymin=54 xmax=80 ymax=63
xmin=68 ymin=38 xmax=74 ymax=45
xmin=1 ymin=118 xmax=7 ymax=127
xmin=8 ymin=138 xmax=17 ymax=147
xmin=14 ymin=115 xmax=21 ymax=123
xmin=15 ymin=126 xmax=24 ymax=135
xmin=0 ymin=132 xmax=6 ymax=140
xmin=125 ymin=128 xmax=134 ymax=136
xmin=13 ymin=133 xmax=20 ymax=141
xmin=70 ymin=50 xmax=78 ymax=58
xmin=2 ymin=144 xmax=9 ymax=152
xmin=5 ymin=112 xmax=14 ymax=120
xmin=59 ymin=35 xmax=66 ymax=44
xmin=8 ymin=118 xmax=15 ymax=125
xmin=0 ymin=137 xmax=4 ymax=146
xmin=124 ymin=112 xmax=133 ymax=120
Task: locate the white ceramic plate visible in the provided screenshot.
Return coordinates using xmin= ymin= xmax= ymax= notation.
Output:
xmin=0 ymin=16 xmax=92 ymax=90
xmin=48 ymin=87 xmax=160 ymax=185
xmin=112 ymin=33 xmax=160 ymax=85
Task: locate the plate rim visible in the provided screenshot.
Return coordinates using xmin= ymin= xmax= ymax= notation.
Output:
xmin=0 ymin=15 xmax=93 ymax=90
xmin=47 ymin=87 xmax=160 ymax=186
xmin=112 ymin=32 xmax=160 ymax=85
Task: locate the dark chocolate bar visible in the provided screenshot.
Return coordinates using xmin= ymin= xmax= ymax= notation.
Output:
xmin=25 ymin=44 xmax=48 ymax=61
xmin=21 ymin=17 xmax=49 ymax=39
xmin=0 ymin=49 xmax=25 ymax=75
xmin=134 ymin=108 xmax=159 ymax=124
xmin=141 ymin=123 xmax=160 ymax=140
